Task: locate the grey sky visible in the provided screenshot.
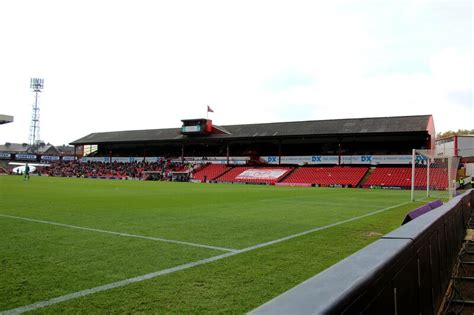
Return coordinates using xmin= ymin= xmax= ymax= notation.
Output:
xmin=0 ymin=0 xmax=472 ymax=145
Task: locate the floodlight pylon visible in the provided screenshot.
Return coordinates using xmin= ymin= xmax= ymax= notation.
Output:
xmin=28 ymin=78 xmax=44 ymax=152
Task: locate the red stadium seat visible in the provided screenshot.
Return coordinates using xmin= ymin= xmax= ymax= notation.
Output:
xmin=192 ymin=164 xmax=230 ymax=181
xmin=363 ymin=167 xmax=448 ymax=189
xmin=281 ymin=166 xmax=368 ymax=187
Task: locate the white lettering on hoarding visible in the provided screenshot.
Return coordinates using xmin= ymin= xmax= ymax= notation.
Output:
xmin=15 ymin=154 xmax=37 ymax=160
xmin=41 ymin=155 xmax=60 ymax=161
xmin=236 ymin=169 xmax=287 ymax=180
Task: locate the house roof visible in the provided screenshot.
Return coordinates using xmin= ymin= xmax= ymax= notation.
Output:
xmin=70 ymin=115 xmax=432 ymax=145
xmin=0 ymin=143 xmax=30 ymax=153
xmin=0 ymin=143 xmax=75 ymax=155
xmin=36 ymin=144 xmax=58 ymax=154
xmin=55 ymin=145 xmax=76 ymax=154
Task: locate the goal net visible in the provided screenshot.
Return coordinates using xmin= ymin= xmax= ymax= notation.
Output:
xmin=411 ymin=149 xmax=460 ymax=201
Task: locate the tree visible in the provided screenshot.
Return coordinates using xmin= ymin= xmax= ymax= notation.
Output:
xmin=437 ymin=129 xmax=474 ymax=139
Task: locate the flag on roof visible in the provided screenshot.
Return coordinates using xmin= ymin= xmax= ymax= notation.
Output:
xmin=207 ymin=105 xmax=214 ymax=113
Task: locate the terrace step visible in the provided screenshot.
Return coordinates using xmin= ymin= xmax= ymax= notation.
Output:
xmin=213 ymin=165 xmax=234 ymax=180
xmin=278 ymin=167 xmax=298 ymax=183
xmin=357 ymin=167 xmax=374 ymax=188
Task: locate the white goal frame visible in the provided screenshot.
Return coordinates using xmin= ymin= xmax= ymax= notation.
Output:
xmin=410 ymin=149 xmax=459 ymax=201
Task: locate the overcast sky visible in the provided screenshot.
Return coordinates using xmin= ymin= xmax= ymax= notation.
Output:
xmin=0 ymin=0 xmax=472 ymax=145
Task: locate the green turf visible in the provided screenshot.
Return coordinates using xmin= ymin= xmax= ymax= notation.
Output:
xmin=0 ymin=175 xmax=437 ymax=313
xmin=0 ymin=219 xmax=219 ymax=310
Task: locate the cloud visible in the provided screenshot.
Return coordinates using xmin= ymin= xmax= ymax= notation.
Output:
xmin=447 ymin=90 xmax=472 ymax=108
xmin=257 ymin=47 xmax=472 ymax=134
xmin=430 ymin=48 xmax=473 ymax=91
xmin=0 ymin=0 xmax=471 ymax=145
xmin=264 ymin=71 xmax=316 ymax=93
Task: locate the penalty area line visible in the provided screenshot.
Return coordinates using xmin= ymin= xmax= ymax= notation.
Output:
xmin=0 ymin=201 xmax=411 ymax=315
xmin=0 ymin=213 xmax=237 ymax=252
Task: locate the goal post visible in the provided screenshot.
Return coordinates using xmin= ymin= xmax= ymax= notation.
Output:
xmin=411 ymin=149 xmax=460 ymax=201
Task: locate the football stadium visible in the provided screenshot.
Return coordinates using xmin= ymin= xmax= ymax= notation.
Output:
xmin=1 ymin=113 xmax=473 ymax=314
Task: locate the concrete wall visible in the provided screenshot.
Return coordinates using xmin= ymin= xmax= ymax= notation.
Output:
xmin=250 ymin=190 xmax=474 ymax=315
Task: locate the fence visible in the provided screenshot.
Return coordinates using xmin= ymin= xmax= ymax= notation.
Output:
xmin=250 ymin=189 xmax=474 ymax=315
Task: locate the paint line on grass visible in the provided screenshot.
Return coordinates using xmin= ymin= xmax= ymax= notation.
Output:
xmin=0 ymin=251 xmax=238 ymax=315
xmin=0 ymin=200 xmax=411 ymax=315
xmin=242 ymin=201 xmax=412 ymax=252
xmin=0 ymin=214 xmax=237 ymax=253
xmin=261 ymin=199 xmax=392 ymax=208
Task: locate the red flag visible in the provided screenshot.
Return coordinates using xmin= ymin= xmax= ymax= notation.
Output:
xmin=207 ymin=105 xmax=214 ymax=113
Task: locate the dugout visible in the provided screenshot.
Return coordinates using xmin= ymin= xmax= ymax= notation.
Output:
xmin=70 ymin=115 xmax=436 ymax=165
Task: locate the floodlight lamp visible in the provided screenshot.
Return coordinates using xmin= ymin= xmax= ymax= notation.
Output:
xmin=30 ymin=78 xmax=44 ymax=90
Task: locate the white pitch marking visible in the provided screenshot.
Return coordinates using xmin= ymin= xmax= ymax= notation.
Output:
xmin=0 ymin=201 xmax=411 ymax=315
xmin=0 ymin=251 xmax=239 ymax=315
xmin=0 ymin=214 xmax=237 ymax=252
xmin=260 ymin=199 xmax=392 ymax=208
xmin=241 ymin=201 xmax=412 ymax=252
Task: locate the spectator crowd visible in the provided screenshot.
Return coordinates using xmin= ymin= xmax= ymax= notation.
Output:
xmin=37 ymin=160 xmax=192 ymax=180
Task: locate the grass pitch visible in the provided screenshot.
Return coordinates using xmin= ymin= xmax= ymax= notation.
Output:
xmin=0 ymin=176 xmax=435 ymax=313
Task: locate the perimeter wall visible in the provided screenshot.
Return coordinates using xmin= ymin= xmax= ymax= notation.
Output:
xmin=250 ymin=189 xmax=474 ymax=315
